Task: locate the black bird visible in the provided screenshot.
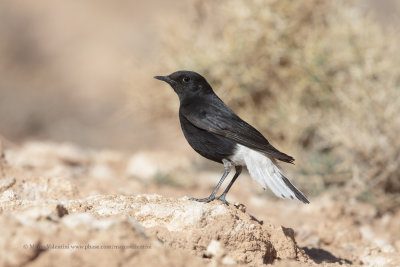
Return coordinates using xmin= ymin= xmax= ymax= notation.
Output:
xmin=154 ymin=71 xmax=309 ymax=205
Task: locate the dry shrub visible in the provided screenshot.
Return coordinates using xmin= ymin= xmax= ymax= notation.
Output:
xmin=161 ymin=0 xmax=400 ymax=212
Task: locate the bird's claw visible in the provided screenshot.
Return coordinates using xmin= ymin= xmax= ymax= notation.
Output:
xmin=189 ymin=195 xmax=229 ymax=206
xmin=215 ymin=195 xmax=229 ymax=206
xmin=189 ymin=196 xmax=215 ymax=203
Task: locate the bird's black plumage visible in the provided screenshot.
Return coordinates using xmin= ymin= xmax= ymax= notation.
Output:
xmin=154 ymin=70 xmax=309 ymax=205
xmin=180 ymin=95 xmax=295 ymax=164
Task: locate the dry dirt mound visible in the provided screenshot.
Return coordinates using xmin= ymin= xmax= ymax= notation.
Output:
xmin=0 ymin=141 xmax=310 ymax=266
xmin=0 ymin=189 xmax=306 ymax=266
xmin=1 ymin=141 xmax=400 ymax=266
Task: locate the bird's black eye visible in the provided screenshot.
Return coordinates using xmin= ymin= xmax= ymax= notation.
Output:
xmin=182 ymin=76 xmax=190 ymax=83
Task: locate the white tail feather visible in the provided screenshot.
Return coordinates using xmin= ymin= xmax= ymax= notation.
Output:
xmin=230 ymin=144 xmax=309 ymax=203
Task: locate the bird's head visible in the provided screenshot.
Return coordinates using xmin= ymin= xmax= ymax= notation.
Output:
xmin=154 ymin=70 xmax=213 ymax=100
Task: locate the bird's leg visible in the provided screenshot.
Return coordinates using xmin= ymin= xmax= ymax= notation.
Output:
xmin=215 ymin=166 xmax=242 ymax=205
xmin=189 ymin=159 xmax=232 ymax=203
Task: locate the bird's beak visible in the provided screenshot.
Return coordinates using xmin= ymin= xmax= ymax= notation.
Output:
xmin=154 ymin=75 xmax=174 ymax=85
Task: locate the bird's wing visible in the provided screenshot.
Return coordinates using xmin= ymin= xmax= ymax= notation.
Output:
xmin=180 ymin=99 xmax=295 ymax=164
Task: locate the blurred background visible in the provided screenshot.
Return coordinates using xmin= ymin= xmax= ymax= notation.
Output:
xmin=0 ymin=0 xmax=399 ymax=214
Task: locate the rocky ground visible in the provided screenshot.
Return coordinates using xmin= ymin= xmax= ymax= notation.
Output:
xmin=0 ymin=141 xmax=399 ymax=266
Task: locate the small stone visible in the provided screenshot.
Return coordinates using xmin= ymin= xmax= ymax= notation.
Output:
xmin=234 ymin=202 xmax=246 ymax=213
xmin=126 ymin=153 xmax=158 ymax=179
xmin=221 ymin=256 xmax=236 ymax=265
xmin=56 ymin=204 xmax=69 ymax=218
xmin=205 ymin=240 xmax=225 ymax=259
xmin=0 ymin=190 xmax=18 ymax=202
xmin=90 ymin=164 xmax=113 ymax=180
xmin=381 ymin=244 xmax=395 ymax=253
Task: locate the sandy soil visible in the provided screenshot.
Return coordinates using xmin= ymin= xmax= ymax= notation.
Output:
xmin=0 ymin=141 xmax=399 ymax=266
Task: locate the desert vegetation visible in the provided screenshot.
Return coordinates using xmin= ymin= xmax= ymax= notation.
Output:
xmin=161 ymin=0 xmax=400 ymax=214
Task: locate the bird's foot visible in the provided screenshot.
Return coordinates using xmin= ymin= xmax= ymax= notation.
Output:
xmin=189 ymin=196 xmax=215 ymax=203
xmin=215 ymin=194 xmax=229 ymax=206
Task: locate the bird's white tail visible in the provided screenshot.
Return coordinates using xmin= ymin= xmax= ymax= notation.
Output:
xmin=231 ymin=145 xmax=309 ymax=203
